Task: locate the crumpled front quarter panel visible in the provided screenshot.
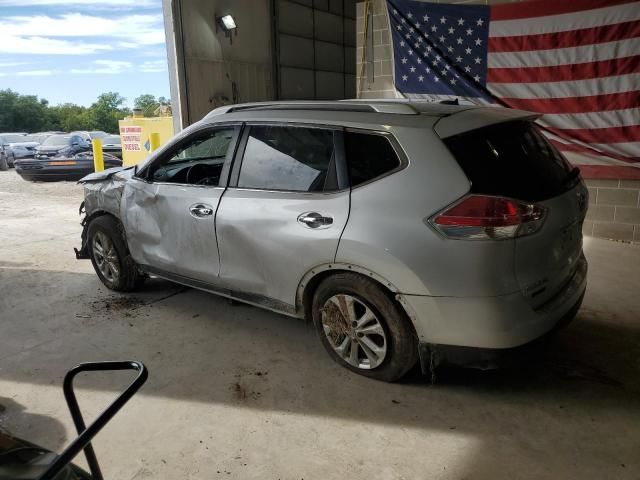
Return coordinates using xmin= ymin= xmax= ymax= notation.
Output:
xmin=82 ymin=168 xmax=133 ymax=219
xmin=120 ymin=179 xmax=164 ymax=267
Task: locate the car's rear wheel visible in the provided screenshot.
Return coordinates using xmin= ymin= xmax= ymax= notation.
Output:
xmin=87 ymin=215 xmax=143 ymax=292
xmin=312 ymin=273 xmax=418 ymax=382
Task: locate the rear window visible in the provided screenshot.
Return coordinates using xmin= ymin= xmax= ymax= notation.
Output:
xmin=345 ymin=132 xmax=401 ymax=187
xmin=444 ymin=121 xmax=575 ymax=202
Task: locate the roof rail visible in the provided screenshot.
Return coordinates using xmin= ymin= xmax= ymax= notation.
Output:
xmin=204 ymin=100 xmax=419 ymax=119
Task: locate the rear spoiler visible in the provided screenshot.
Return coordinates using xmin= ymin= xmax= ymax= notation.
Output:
xmin=433 ymin=107 xmax=540 ymax=139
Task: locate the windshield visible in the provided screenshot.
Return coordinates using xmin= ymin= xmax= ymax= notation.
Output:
xmin=2 ymin=134 xmax=27 ymax=143
xmin=42 ymin=135 xmax=71 ymax=146
xmin=103 ymin=135 xmax=121 ymax=145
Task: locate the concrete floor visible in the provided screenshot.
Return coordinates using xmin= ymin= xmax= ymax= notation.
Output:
xmin=0 ymin=170 xmax=639 ymax=480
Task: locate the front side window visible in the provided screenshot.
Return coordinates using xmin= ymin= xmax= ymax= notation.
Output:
xmin=344 ymin=131 xmax=401 ymax=187
xmin=238 ymin=125 xmax=337 ymax=192
xmin=148 ymin=127 xmax=235 ymax=186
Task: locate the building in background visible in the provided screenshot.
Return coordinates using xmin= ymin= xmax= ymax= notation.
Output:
xmin=162 ymin=0 xmax=357 ymax=131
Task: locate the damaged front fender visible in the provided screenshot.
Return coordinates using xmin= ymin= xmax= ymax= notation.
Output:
xmin=74 ymin=166 xmax=136 ymax=260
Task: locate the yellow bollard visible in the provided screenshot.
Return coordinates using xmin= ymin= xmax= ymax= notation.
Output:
xmin=92 ymin=139 xmax=104 ymax=172
xmin=149 ymin=132 xmax=161 ymax=152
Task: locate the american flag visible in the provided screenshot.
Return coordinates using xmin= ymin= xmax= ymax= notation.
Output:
xmin=388 ymin=0 xmax=640 ymax=178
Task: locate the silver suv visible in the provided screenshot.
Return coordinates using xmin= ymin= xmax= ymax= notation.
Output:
xmin=76 ymin=101 xmax=588 ymax=382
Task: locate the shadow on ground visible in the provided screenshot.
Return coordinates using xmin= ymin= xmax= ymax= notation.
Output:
xmin=1 ymin=267 xmax=639 ymax=477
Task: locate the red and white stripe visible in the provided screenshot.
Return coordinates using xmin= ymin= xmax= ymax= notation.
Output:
xmin=487 ymin=0 xmax=640 ymax=174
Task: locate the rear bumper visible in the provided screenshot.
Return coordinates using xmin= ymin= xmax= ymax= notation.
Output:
xmin=401 ymin=253 xmax=587 ymax=354
xmin=420 ymin=290 xmax=584 ymax=370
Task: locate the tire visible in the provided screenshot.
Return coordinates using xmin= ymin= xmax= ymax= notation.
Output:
xmin=312 ymin=273 xmax=418 ymax=382
xmin=87 ymin=215 xmax=144 ymax=292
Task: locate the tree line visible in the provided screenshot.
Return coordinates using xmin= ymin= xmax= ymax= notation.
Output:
xmin=0 ymin=89 xmax=170 ymax=134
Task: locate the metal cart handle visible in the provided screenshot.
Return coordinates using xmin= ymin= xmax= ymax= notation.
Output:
xmin=39 ymin=360 xmax=148 ymax=480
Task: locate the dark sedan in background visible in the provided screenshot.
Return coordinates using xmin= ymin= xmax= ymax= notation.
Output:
xmin=33 ymin=133 xmax=91 ymax=160
xmin=15 ymin=151 xmax=122 ymax=182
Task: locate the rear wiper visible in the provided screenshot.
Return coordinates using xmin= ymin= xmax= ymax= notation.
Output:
xmin=564 ymin=167 xmax=580 ymax=185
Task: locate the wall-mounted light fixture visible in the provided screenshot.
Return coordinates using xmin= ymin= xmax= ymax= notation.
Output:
xmin=217 ymin=14 xmax=236 ymax=31
xmin=216 ymin=14 xmax=238 ymax=43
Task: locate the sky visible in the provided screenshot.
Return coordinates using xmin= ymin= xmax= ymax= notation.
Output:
xmin=0 ymin=0 xmax=170 ymax=108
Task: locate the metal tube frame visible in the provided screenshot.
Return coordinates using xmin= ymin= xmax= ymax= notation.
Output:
xmin=38 ymin=361 xmax=148 ymax=480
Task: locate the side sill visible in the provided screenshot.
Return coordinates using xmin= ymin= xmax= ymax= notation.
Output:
xmin=140 ymin=265 xmax=300 ymax=319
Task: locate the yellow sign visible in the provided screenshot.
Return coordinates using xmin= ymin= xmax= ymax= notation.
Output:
xmin=118 ymin=116 xmax=174 ymax=166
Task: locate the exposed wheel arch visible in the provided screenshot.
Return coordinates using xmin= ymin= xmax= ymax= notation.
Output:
xmin=86 ymin=214 xmax=144 ymax=291
xmin=297 ymin=263 xmax=403 ymax=319
xmin=309 ymin=271 xmax=420 ymax=381
xmin=77 ymin=210 xmax=125 ymax=259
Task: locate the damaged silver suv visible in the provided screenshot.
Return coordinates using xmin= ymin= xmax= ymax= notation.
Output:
xmin=76 ymin=100 xmax=588 ymax=382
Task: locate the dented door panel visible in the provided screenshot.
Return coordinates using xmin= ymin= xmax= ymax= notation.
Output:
xmin=215 ymin=188 xmax=350 ymax=307
xmin=121 ymin=178 xmax=224 ymax=284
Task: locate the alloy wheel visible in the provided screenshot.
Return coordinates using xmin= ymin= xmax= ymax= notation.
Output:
xmin=321 ymin=294 xmax=388 ymax=369
xmin=92 ymin=231 xmax=120 ymax=283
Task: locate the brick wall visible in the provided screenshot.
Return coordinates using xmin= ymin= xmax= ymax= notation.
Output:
xmin=584 ymin=180 xmax=640 ymax=243
xmin=356 ymin=0 xmax=397 ymax=98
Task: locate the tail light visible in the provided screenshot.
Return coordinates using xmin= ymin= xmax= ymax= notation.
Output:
xmin=430 ymin=195 xmax=547 ymax=240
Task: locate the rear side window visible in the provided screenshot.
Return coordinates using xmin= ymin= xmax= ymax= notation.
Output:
xmin=238 ymin=125 xmax=337 ymax=192
xmin=345 ymin=132 xmax=401 ymax=187
xmin=444 ymin=121 xmax=574 ymax=202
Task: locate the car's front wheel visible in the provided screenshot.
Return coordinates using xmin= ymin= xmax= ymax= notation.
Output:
xmin=312 ymin=273 xmax=418 ymax=382
xmin=87 ymin=215 xmax=144 ymax=292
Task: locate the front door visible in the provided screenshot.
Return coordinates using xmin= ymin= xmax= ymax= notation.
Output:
xmin=121 ymin=125 xmax=239 ymax=285
xmin=215 ymin=124 xmax=350 ymax=309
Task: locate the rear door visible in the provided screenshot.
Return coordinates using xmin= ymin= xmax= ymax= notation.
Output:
xmin=442 ymin=120 xmax=588 ymax=308
xmin=215 ymin=123 xmax=350 ymax=310
xmin=121 ymin=125 xmax=240 ymax=285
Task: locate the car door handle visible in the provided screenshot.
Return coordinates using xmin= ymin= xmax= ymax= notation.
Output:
xmin=297 ymin=212 xmax=333 ymax=229
xmin=189 ymin=204 xmax=214 ymax=218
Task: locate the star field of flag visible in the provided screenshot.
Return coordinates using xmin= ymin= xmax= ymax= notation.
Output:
xmin=388 ymin=0 xmax=490 ymax=98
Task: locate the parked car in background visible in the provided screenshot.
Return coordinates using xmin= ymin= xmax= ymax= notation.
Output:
xmin=33 ymin=133 xmax=91 ymax=160
xmin=4 ymin=134 xmax=50 ymax=167
xmin=16 ymin=149 xmax=122 ymax=182
xmin=101 ymin=135 xmax=122 ymax=158
xmin=0 ymin=132 xmax=27 ymax=170
xmin=89 ymin=130 xmax=109 ymax=139
xmin=75 ymin=100 xmax=588 ymax=382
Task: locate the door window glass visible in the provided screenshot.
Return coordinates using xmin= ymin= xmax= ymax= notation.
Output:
xmin=238 ymin=126 xmax=336 ymax=192
xmin=148 ymin=128 xmax=235 ymax=186
xmin=345 ymin=132 xmax=401 ymax=187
